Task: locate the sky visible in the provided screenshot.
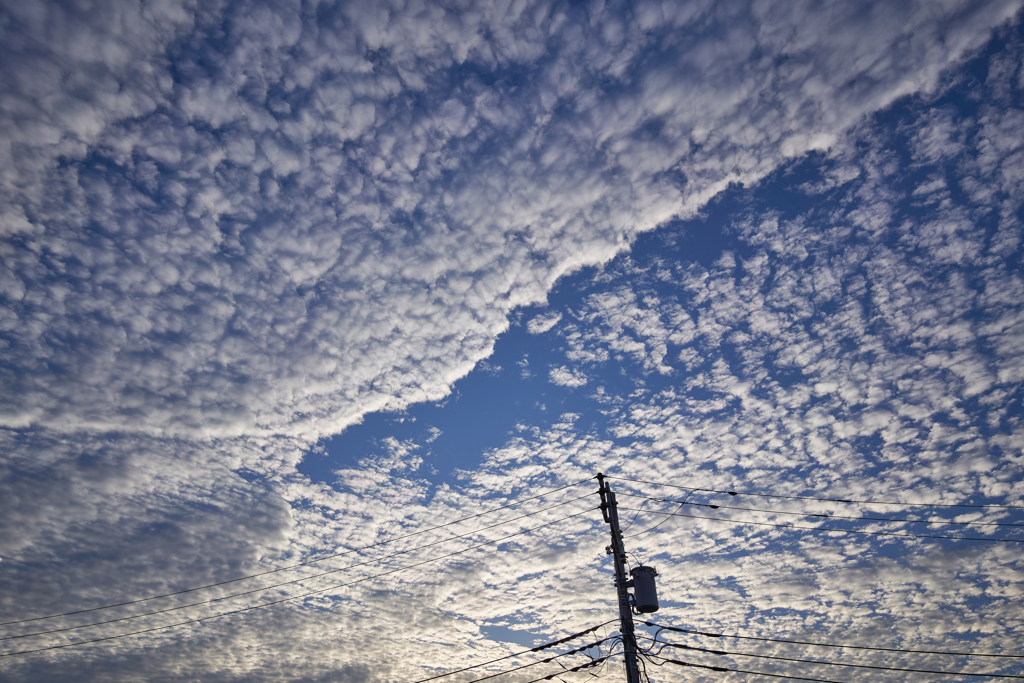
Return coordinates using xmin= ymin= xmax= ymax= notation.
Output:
xmin=2 ymin=1 xmax=1024 ymax=681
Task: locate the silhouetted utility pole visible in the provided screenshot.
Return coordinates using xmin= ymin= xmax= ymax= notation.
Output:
xmin=597 ymin=473 xmax=642 ymax=683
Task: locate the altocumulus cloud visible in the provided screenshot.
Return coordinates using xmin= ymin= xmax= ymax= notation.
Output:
xmin=2 ymin=2 xmax=1024 ymax=683
xmin=1 ymin=0 xmax=1017 ymax=438
xmin=464 ymin=31 xmax=1024 ymax=675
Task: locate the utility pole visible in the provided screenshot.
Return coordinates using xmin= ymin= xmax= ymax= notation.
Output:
xmin=597 ymin=472 xmax=642 ymax=683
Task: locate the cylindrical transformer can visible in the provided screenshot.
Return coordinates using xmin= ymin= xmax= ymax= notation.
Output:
xmin=631 ymin=566 xmax=659 ymax=613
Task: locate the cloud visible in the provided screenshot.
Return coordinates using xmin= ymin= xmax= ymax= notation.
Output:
xmin=536 ymin=26 xmax=1024 ymax=510
xmin=548 ymin=366 xmax=589 ymax=388
xmin=526 ymin=312 xmax=562 ymax=335
xmin=2 ymin=4 xmax=1024 ymax=683
xmin=2 ymin=0 xmax=1019 ymax=440
xmin=562 ymin=287 xmax=696 ymax=373
xmin=448 ymin=40 xmax=1024 ymax=678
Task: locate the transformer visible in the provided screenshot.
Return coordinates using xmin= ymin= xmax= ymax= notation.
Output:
xmin=630 ymin=566 xmax=659 ymax=614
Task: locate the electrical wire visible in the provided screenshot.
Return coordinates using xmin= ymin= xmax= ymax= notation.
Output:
xmin=644 ymin=653 xmax=847 ymax=683
xmin=585 ymin=650 xmax=615 ymax=680
xmin=605 ymin=475 xmax=1024 ymax=510
xmin=455 ymin=646 xmax=611 ymax=683
xmin=616 ymin=492 xmax=1024 ymax=528
xmin=2 ymin=494 xmax=596 ymax=643
xmin=0 ymin=505 xmax=600 ymax=658
xmin=616 ymin=506 xmax=1024 ymax=543
xmin=407 ymin=624 xmax=617 ymax=683
xmin=619 ymin=499 xmax=652 ymax=533
xmin=636 ymin=647 xmax=652 ymax=683
xmin=622 ymin=502 xmax=684 ymax=540
xmin=550 ymin=641 xmax=612 ymax=679
xmin=623 ymin=488 xmax=695 ymax=540
xmin=653 ymin=640 xmax=1024 ymax=678
xmin=0 ymin=477 xmax=594 ymax=628
xmin=626 ymin=551 xmax=646 ymax=570
xmin=642 ymin=621 xmax=1024 ymax=659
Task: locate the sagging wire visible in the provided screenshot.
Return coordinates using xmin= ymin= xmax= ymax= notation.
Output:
xmin=600 ymin=638 xmax=627 ymax=680
xmin=554 ymin=623 xmax=617 ymax=678
xmin=408 ymin=624 xmax=618 ymax=683
xmin=459 ymin=639 xmax=614 ymax=683
xmin=642 ymin=652 xmax=849 ymax=682
xmin=641 ymin=619 xmax=1024 ymax=659
xmin=2 ymin=495 xmax=598 ymax=646
xmin=3 ymin=477 xmax=597 ymax=629
xmin=621 ymin=490 xmax=692 ymax=574
xmin=635 ymin=631 xmax=683 ymax=683
xmin=634 ymin=626 xmax=669 ymax=658
xmin=635 ymin=626 xmax=1024 ymax=679
xmin=602 ymin=624 xmax=656 ymax=683
xmin=3 ymin=507 xmax=602 ymax=659
xmin=538 ymin=635 xmax=622 ymax=683
xmin=550 ymin=647 xmax=604 ymax=678
xmin=542 ymin=656 xmax=612 ymax=681
xmin=632 ymin=496 xmax=1024 ymax=528
xmin=587 ymin=649 xmax=615 ymax=679
xmin=617 ymin=504 xmax=1024 ymax=543
xmin=623 ymin=489 xmax=694 ymax=540
xmin=620 ymin=499 xmax=652 ymax=533
xmin=626 ymin=552 xmax=645 ymax=573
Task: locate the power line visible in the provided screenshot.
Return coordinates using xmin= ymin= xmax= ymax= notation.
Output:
xmin=652 ymin=640 xmax=1024 ymax=678
xmin=460 ymin=651 xmax=610 ymax=683
xmin=623 ymin=503 xmax=684 ymax=540
xmin=606 ymin=475 xmax=1024 ymax=510
xmin=623 ymin=489 xmax=697 ymax=540
xmin=1 ymin=494 xmax=596 ymax=643
xmin=408 ymin=625 xmax=616 ymax=683
xmin=0 ymin=477 xmax=594 ymax=628
xmin=645 ymin=653 xmax=846 ymax=683
xmin=0 ymin=505 xmax=599 ymax=658
xmin=617 ymin=506 xmax=1024 ymax=543
xmin=642 ymin=621 xmax=1024 ymax=659
xmin=617 ymin=492 xmax=1024 ymax=528
xmin=619 ymin=499 xmax=653 ymax=533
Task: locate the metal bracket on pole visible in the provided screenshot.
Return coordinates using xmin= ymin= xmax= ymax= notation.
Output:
xmin=597 ymin=473 xmax=641 ymax=683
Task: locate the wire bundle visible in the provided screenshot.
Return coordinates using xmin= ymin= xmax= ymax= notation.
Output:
xmin=1 ymin=479 xmax=599 ymax=658
xmin=5 ymin=471 xmax=1023 ymax=683
xmin=636 ymin=619 xmax=1024 ymax=681
xmin=605 ymin=475 xmax=1024 ymax=544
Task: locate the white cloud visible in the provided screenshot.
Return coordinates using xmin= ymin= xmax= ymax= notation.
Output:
xmin=526 ymin=312 xmax=562 ymax=335
xmin=2 ymin=4 xmax=1024 ymax=683
xmin=2 ymin=0 xmax=1019 ymax=440
xmin=548 ymin=366 xmax=589 ymax=388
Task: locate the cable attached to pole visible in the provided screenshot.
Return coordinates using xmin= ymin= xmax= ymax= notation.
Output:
xmin=1 ymin=505 xmax=599 ymax=658
xmin=1 ymin=477 xmax=595 ymax=628
xmin=407 ymin=624 xmax=617 ymax=683
xmin=605 ymin=475 xmax=1024 ymax=510
xmin=650 ymin=639 xmax=1024 ymax=678
xmin=2 ymin=493 xmax=596 ymax=644
xmin=642 ymin=621 xmax=1024 ymax=659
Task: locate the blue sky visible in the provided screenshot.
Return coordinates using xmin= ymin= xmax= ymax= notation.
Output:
xmin=2 ymin=1 xmax=1024 ymax=682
